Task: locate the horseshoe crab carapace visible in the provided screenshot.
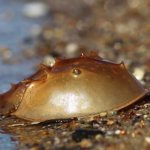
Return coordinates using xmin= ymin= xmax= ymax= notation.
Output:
xmin=0 ymin=55 xmax=148 ymax=122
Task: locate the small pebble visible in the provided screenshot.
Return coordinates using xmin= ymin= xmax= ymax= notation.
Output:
xmin=23 ymin=2 xmax=49 ymax=18
xmin=8 ymin=123 xmax=25 ymax=127
xmin=135 ymin=113 xmax=142 ymax=117
xmin=107 ymin=110 xmax=117 ymax=116
xmin=106 ymin=131 xmax=114 ymax=136
xmin=66 ymin=43 xmax=79 ymax=58
xmin=95 ymin=134 xmax=102 ymax=141
xmin=79 ymin=139 xmax=92 ymax=148
xmin=107 ymin=120 xmax=115 ymax=125
xmin=143 ymin=115 xmax=148 ymax=119
xmin=54 ymin=137 xmax=60 ymax=145
xmin=144 ymin=103 xmax=150 ymax=108
xmin=115 ymin=130 xmax=121 ymax=135
xmin=99 ymin=112 xmax=107 ymax=117
xmin=42 ymin=55 xmax=55 ymax=67
xmin=133 ymin=68 xmax=145 ymax=81
xmin=145 ymin=137 xmax=150 ymax=144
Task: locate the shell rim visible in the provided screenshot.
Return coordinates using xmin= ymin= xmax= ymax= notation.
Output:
xmin=12 ymin=89 xmax=149 ymax=122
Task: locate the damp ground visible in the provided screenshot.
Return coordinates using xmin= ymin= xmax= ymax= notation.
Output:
xmin=0 ymin=0 xmax=150 ymax=150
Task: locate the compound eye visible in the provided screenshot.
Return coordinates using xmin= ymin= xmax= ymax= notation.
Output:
xmin=72 ymin=68 xmax=81 ymax=77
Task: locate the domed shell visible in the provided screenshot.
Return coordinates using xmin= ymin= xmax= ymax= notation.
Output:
xmin=0 ymin=55 xmax=148 ymax=122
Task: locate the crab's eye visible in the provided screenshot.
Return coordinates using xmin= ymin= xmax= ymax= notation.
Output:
xmin=72 ymin=68 xmax=81 ymax=76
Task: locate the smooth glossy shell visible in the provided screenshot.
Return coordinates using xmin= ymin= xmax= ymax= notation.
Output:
xmin=0 ymin=55 xmax=148 ymax=122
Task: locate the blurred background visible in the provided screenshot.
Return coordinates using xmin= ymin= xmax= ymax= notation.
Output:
xmin=0 ymin=0 xmax=149 ymax=93
xmin=0 ymin=0 xmax=149 ymax=149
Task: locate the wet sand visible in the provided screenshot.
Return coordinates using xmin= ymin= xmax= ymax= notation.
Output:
xmin=0 ymin=0 xmax=150 ymax=149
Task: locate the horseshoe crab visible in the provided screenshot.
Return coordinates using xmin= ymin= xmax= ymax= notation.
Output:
xmin=0 ymin=54 xmax=148 ymax=122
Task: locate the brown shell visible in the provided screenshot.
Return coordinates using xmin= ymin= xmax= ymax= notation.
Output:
xmin=0 ymin=55 xmax=148 ymax=122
